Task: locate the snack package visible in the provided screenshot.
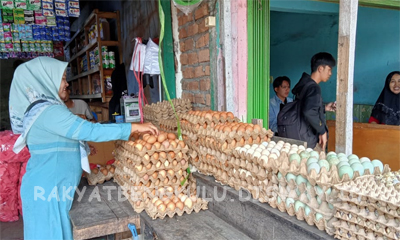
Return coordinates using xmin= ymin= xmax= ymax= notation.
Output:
xmin=0 ymin=1 xmax=14 ymax=10
xmin=55 ymin=1 xmax=66 ymax=10
xmin=14 ymin=0 xmax=27 ymax=10
xmin=27 ymin=0 xmax=40 ymax=11
xmin=46 ymin=16 xmax=56 ymax=26
xmin=34 ymin=11 xmax=46 ymax=25
xmin=24 ymin=10 xmax=34 ymax=24
xmin=68 ymin=0 xmax=79 ymax=17
xmin=42 ymin=9 xmax=54 ymax=17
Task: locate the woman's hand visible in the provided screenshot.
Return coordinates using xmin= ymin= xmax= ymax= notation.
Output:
xmin=131 ymin=122 xmax=159 ymax=136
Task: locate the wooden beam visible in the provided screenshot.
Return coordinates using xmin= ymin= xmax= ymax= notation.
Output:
xmin=335 ymin=0 xmax=358 ymax=154
xmin=170 ymin=2 xmax=182 ymax=98
xmin=316 ymin=0 xmax=400 ymax=10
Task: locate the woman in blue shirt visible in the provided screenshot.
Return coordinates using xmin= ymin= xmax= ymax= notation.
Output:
xmin=269 ymin=76 xmax=293 ymax=133
xmin=9 ymin=57 xmax=158 ymax=239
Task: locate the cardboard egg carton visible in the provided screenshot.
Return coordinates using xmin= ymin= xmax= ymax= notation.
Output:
xmin=197 ymin=126 xmax=271 ymax=145
xmin=159 ymin=119 xmax=178 ymax=132
xmin=333 ymin=174 xmax=400 ymax=218
xmin=269 ymin=152 xmax=391 ymax=187
xmin=180 ymin=111 xmax=239 ymax=126
xmin=332 ymin=220 xmax=395 ymax=240
xmin=143 ymin=99 xmax=191 ymax=121
xmin=114 ymin=166 xmax=187 ymax=188
xmin=333 ymin=205 xmax=399 ymax=239
xmin=120 ymin=158 xmax=189 ymax=177
xmin=144 ymin=195 xmax=208 ymax=220
xmin=115 ymin=148 xmax=188 ymax=168
xmin=269 ymin=195 xmax=335 ymax=234
xmin=116 ymin=139 xmax=189 ymax=157
xmin=85 ymin=165 xmax=115 ymax=185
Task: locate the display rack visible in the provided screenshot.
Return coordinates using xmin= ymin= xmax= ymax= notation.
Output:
xmin=64 ymin=9 xmax=122 ymax=102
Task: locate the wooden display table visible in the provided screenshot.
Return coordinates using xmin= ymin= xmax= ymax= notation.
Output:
xmin=327 ymin=120 xmax=400 ymax=170
xmin=69 ymin=179 xmax=139 ymax=240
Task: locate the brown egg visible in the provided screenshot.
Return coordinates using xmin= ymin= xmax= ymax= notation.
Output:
xmin=172 ymin=160 xmax=178 ymax=166
xmin=151 ymin=197 xmax=159 ymax=204
xmin=152 ymin=172 xmax=158 ymax=179
xmin=205 ymin=113 xmax=212 ymax=120
xmin=144 ymin=154 xmax=150 ymax=161
xmin=155 ymin=179 xmax=160 ymax=185
xmin=213 ymin=113 xmax=220 ymax=120
xmin=153 ymin=152 xmax=159 ymax=160
xmin=156 ymin=161 xmax=162 ymax=168
xmin=227 ymin=112 xmax=234 ymax=119
xmin=167 ymin=202 xmax=176 ymax=211
xmin=166 ymin=186 xmax=174 ymax=192
xmin=157 ymin=133 xmax=167 ymax=143
xmin=163 ymin=198 xmax=171 ymax=205
xmin=248 ymin=137 xmax=253 ymax=144
xmin=136 ymin=164 xmax=143 ymax=171
xmin=101 ymin=169 xmax=108 ymax=176
xmin=167 ymin=169 xmax=174 ymax=176
xmin=172 ymin=196 xmax=180 ymax=203
xmin=92 ymin=168 xmax=99 ymax=174
xmin=184 ymin=198 xmax=193 ymax=208
xmin=147 ymin=136 xmax=157 ymax=144
xmin=145 ymin=143 xmax=152 ymax=150
xmin=143 ymin=134 xmax=150 ymax=141
xmin=170 ymin=140 xmax=177 ymax=149
xmin=163 ymin=178 xmax=169 ymax=184
xmin=223 ymin=126 xmax=232 ymax=133
xmin=171 ymin=177 xmax=177 ymax=183
xmin=220 ymin=112 xmax=227 ymax=119
xmin=245 ymin=125 xmax=254 ymax=131
xmin=109 ymin=166 xmax=115 ymax=174
xmin=190 ymin=195 xmax=197 ymax=203
xmin=135 ymin=143 xmax=143 ymax=151
xmin=253 ymin=124 xmax=262 ymax=131
xmin=180 ymin=176 xmax=185 ymax=182
xmin=143 ymin=174 xmax=149 ymax=181
xmin=167 ymin=133 xmax=176 ymax=140
xmin=106 ymin=165 xmax=112 ymax=170
xmin=160 ymin=152 xmax=167 ymax=159
xmin=154 ymin=142 xmax=161 ymax=149
xmin=176 ymin=201 xmax=184 ymax=210
xmin=146 ymin=163 xmax=152 ymax=170
xmin=180 ymin=159 xmax=186 ymax=166
xmin=154 ymin=200 xmax=163 ymax=207
xmin=145 ymin=181 xmax=151 ymax=187
xmin=237 ymin=126 xmax=246 ymax=132
xmin=168 ymin=151 xmax=175 ymax=158
xmin=136 ymin=200 xmax=142 ymax=207
xmin=159 ymin=170 xmax=167 ymax=178
xmin=177 ymin=152 xmax=183 ymax=159
xmin=232 ymin=125 xmax=239 ymax=131
xmin=178 ymin=141 xmax=185 ymax=148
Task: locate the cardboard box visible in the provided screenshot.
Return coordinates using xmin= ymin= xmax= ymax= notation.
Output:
xmin=88 ymin=141 xmax=115 ymax=165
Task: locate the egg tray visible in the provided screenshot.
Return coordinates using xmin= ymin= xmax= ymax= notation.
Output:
xmin=229 ymin=157 xmax=269 ymax=181
xmin=180 ymin=112 xmax=239 ymax=126
xmin=116 ymin=150 xmax=188 ymax=171
xmin=333 ymin=201 xmax=400 ymax=229
xmin=226 ymin=175 xmax=272 ymax=203
xmin=334 ymin=175 xmax=400 ymax=212
xmin=115 ymin=167 xmax=188 ymax=188
xmin=198 ymin=155 xmax=232 ymax=173
xmin=269 ymin=196 xmax=336 ymax=235
xmin=332 ymin=219 xmax=397 ymax=240
xmin=197 ymin=127 xmax=271 ymax=145
xmin=274 ymin=184 xmax=335 ymax=219
xmin=230 ymin=163 xmax=269 ymax=182
xmin=85 ymin=170 xmax=114 ymax=185
xmin=232 ymin=150 xmax=273 ymax=171
xmin=118 ymin=158 xmax=189 ymax=178
xmin=271 ymin=152 xmax=391 ymax=187
xmin=333 ymin=207 xmax=400 ymax=239
xmin=144 ymin=197 xmax=208 ymax=220
xmin=116 ymin=140 xmax=190 ymax=157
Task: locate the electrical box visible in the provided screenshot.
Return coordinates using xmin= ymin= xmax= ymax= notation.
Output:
xmin=205 ymin=16 xmax=216 ymax=27
xmin=120 ymin=97 xmax=140 ymax=122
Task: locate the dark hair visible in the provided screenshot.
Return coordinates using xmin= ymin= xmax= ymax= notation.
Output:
xmin=273 ymin=76 xmax=291 ymax=92
xmin=311 ymin=52 xmax=336 ymax=73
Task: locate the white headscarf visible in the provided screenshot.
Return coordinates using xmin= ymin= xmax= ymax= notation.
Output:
xmin=9 ymin=57 xmax=68 ymax=153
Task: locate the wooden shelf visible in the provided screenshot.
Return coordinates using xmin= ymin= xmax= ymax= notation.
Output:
xmin=70 ymin=93 xmax=102 ymax=99
xmin=69 ymin=41 xmax=97 ymax=62
xmin=64 ymin=28 xmax=83 ymax=50
xmin=67 ymin=66 xmax=100 ymax=82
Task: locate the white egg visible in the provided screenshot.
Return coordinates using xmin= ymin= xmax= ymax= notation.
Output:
xmin=253 ymin=152 xmax=262 ymax=159
xmin=246 ymin=149 xmax=255 ymax=155
xmin=269 ymin=153 xmax=278 ymax=160
xmin=277 ymin=140 xmax=285 ymax=145
xmin=244 ymin=144 xmax=251 ymax=149
xmin=298 ymin=145 xmax=306 ymax=151
xmin=258 ymin=145 xmax=266 ymax=150
xmin=261 ymin=142 xmax=269 ymax=147
xmin=261 ymin=149 xmax=270 ymax=156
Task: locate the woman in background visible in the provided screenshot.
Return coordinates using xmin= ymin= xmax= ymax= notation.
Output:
xmin=369 ymin=71 xmax=400 ymax=125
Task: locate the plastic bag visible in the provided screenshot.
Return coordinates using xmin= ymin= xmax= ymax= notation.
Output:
xmin=143 ymin=38 xmax=160 ymax=75
xmin=0 ymin=163 xmax=21 ymax=222
xmin=173 ymin=0 xmax=203 ymax=15
xmin=0 ymin=130 xmax=30 ymax=164
xmin=130 ymin=38 xmax=146 ymax=72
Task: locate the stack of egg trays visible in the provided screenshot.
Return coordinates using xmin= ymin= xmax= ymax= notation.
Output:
xmin=332 ymin=174 xmax=400 ymax=240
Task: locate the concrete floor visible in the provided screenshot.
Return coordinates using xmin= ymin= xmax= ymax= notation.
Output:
xmin=0 ymin=216 xmax=23 ymax=240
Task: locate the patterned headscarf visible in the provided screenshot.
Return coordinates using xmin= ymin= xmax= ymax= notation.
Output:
xmin=9 ymin=57 xmax=68 ymax=153
xmin=370 ymin=71 xmax=400 ymax=125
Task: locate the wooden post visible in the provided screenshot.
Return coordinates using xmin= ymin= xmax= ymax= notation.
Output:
xmin=335 ymin=0 xmax=358 ymax=155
